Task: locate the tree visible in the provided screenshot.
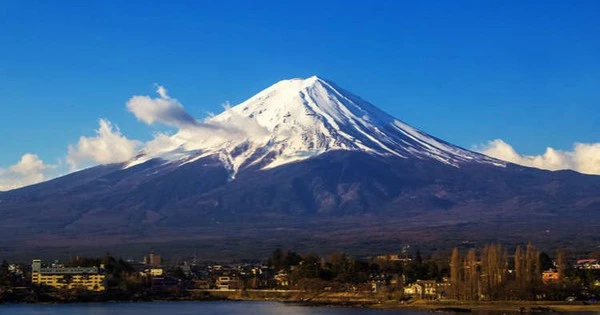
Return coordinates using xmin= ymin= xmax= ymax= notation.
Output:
xmin=324 ymin=252 xmax=367 ymax=284
xmin=268 ymin=248 xmax=301 ymax=272
xmin=290 ymin=254 xmax=322 ymax=283
xmin=415 ymin=250 xmax=423 ymax=265
xmin=524 ymin=242 xmax=537 ymax=283
xmin=464 ymin=249 xmax=478 ymax=300
xmin=481 ymin=243 xmax=506 ymax=300
xmin=520 ymin=242 xmax=541 ymax=299
xmin=514 ymin=246 xmax=524 ymax=293
xmin=539 ymin=252 xmax=553 ymax=271
xmin=450 ymin=248 xmax=461 ymax=281
xmin=556 ymin=249 xmax=566 ymax=281
xmin=450 ymin=247 xmax=461 ymax=299
xmin=0 ymin=260 xmax=10 ymax=287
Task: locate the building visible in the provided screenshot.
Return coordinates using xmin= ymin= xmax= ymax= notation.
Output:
xmin=140 ymin=268 xmax=164 ymax=277
xmin=375 ymin=254 xmax=412 ymax=264
xmin=370 ymin=274 xmax=389 ymax=293
xmin=216 ymin=276 xmax=241 ymax=290
xmin=575 ymin=259 xmax=600 ymax=269
xmin=403 ymin=280 xmax=449 ymax=299
xmin=542 ymin=269 xmax=560 ymax=284
xmin=31 ymin=259 xmax=106 ymax=292
xmin=403 ymin=282 xmax=423 ymax=297
xmin=274 ymin=271 xmax=290 ymax=287
xmin=376 ymin=254 xmax=401 ymax=261
xmin=144 ymin=251 xmax=162 ymax=267
xmin=419 ymin=280 xmax=438 ymax=299
xmin=8 ymin=263 xmax=24 ymax=275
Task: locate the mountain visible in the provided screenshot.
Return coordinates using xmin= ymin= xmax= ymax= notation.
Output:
xmin=1 ymin=76 xmax=599 ymax=258
xmin=125 ymin=76 xmax=502 ymax=177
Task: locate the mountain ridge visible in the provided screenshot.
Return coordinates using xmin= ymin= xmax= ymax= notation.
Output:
xmin=0 ymin=77 xmax=598 ymax=257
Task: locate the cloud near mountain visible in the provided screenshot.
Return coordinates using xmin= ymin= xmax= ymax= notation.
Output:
xmin=0 ymin=154 xmax=53 ymax=191
xmin=66 ymin=119 xmax=142 ymax=171
xmin=126 ymin=85 xmax=199 ymax=129
xmin=477 ymin=139 xmax=600 ymax=175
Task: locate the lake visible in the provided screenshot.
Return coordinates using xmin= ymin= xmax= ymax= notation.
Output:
xmin=0 ymin=301 xmax=588 ymax=315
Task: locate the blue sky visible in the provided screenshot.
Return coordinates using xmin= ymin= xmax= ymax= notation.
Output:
xmin=1 ymin=1 xmax=599 ymax=187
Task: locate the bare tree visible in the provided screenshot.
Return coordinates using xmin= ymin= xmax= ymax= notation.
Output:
xmin=556 ymin=249 xmax=566 ymax=281
xmin=464 ymin=249 xmax=478 ymax=300
xmin=450 ymin=247 xmax=461 ymax=299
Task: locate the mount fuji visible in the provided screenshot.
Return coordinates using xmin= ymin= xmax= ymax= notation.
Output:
xmin=126 ymin=76 xmax=502 ymax=176
xmin=1 ymin=76 xmax=599 ymax=257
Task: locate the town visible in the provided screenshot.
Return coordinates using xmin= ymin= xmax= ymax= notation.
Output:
xmin=1 ymin=243 xmax=599 ymax=308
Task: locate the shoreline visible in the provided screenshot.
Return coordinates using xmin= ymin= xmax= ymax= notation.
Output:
xmin=369 ymin=300 xmax=600 ymax=312
xmin=3 ymin=291 xmax=600 ymax=312
xmin=283 ymin=300 xmax=600 ymax=313
xmin=201 ymin=290 xmax=600 ymax=312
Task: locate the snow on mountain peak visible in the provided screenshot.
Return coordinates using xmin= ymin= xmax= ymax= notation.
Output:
xmin=126 ymin=76 xmax=503 ymax=176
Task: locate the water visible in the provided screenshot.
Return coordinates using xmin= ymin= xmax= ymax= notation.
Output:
xmin=0 ymin=302 xmax=423 ymax=315
xmin=0 ymin=301 xmax=590 ymax=315
xmin=0 ymin=301 xmax=418 ymax=315
xmin=3 ymin=301 xmax=419 ymax=315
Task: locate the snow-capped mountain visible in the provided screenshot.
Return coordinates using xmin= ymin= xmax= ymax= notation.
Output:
xmin=127 ymin=76 xmax=502 ymax=177
xmin=1 ymin=76 xmax=599 ymax=257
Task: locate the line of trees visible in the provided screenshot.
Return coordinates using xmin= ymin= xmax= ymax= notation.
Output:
xmin=268 ymin=249 xmax=448 ymax=290
xmin=449 ymin=242 xmax=596 ymax=301
xmin=451 ymin=243 xmax=544 ymax=300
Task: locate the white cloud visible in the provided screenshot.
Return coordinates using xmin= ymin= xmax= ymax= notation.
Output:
xmin=156 ymin=84 xmax=168 ymax=99
xmin=477 ymin=139 xmax=600 ymax=175
xmin=144 ymin=132 xmax=182 ymax=156
xmin=126 ymin=84 xmax=199 ymax=129
xmin=66 ymin=119 xmax=142 ymax=170
xmin=0 ymin=154 xmax=53 ymax=191
xmin=135 ymin=96 xmax=270 ymax=156
xmin=61 ymin=85 xmax=267 ymax=172
xmin=4 ymin=85 xmax=253 ymax=189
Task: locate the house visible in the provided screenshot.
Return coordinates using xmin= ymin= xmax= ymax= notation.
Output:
xmin=403 ymin=280 xmax=447 ymax=299
xmin=274 ymin=270 xmax=290 ymax=287
xmin=419 ymin=280 xmax=438 ymax=299
xmin=216 ymin=276 xmax=241 ymax=290
xmin=370 ymin=274 xmax=389 ymax=293
xmin=8 ymin=264 xmax=24 ymax=275
xmin=542 ymin=269 xmax=560 ymax=284
xmin=403 ymin=282 xmax=423 ymax=297
xmin=141 ymin=268 xmax=164 ymax=277
xmin=575 ymin=259 xmax=600 ymax=269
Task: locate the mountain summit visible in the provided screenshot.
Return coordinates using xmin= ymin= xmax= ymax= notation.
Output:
xmin=129 ymin=76 xmax=502 ymax=177
xmin=1 ymin=76 xmax=598 ymax=257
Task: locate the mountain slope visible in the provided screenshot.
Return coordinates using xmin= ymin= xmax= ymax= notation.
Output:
xmin=0 ymin=76 xmax=598 ymax=257
xmin=126 ymin=76 xmax=502 ymax=177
